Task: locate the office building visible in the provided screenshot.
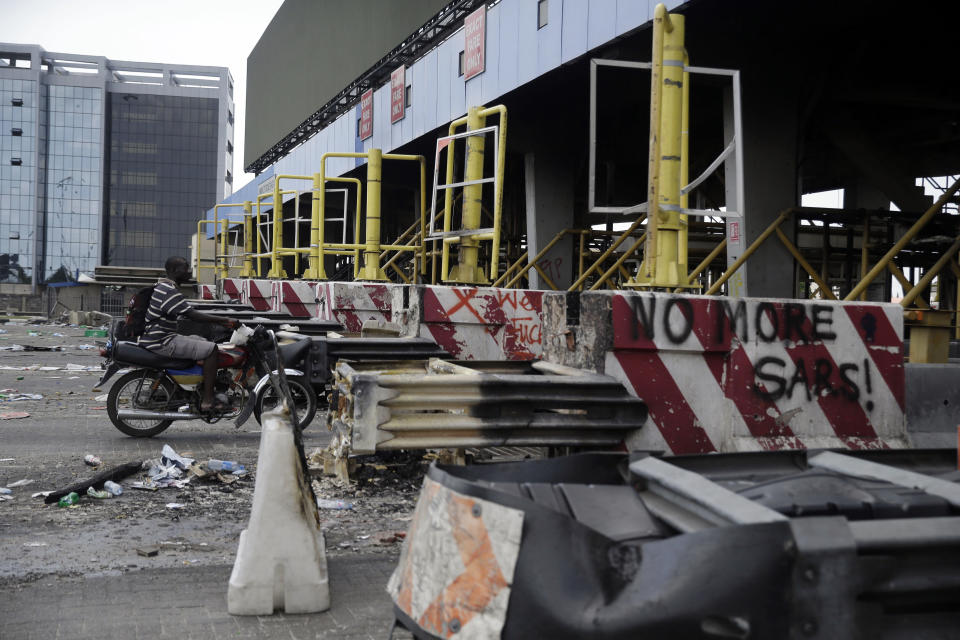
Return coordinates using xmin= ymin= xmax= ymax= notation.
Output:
xmin=0 ymin=43 xmax=232 ymax=291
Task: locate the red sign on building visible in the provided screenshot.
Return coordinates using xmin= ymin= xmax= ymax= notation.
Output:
xmin=390 ymin=66 xmax=405 ymax=124
xmin=360 ymin=89 xmax=374 ymax=140
xmin=463 ymin=6 xmax=485 ymax=80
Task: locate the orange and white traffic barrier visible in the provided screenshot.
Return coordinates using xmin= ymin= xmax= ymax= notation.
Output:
xmin=388 ymin=476 xmax=524 ymax=638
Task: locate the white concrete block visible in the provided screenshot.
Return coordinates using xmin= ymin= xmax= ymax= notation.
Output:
xmin=228 ymin=407 xmax=330 ymax=615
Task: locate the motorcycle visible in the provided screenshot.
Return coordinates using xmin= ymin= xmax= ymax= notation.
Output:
xmin=96 ymin=322 xmax=318 ymax=438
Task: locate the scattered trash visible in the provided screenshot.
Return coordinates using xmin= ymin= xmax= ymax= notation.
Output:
xmin=0 ymin=328 xmax=7 ymax=333
xmin=84 ymin=454 xmax=102 ymax=467
xmin=129 ymin=482 xmax=159 ymax=491
xmin=0 ymin=391 xmax=43 ymax=401
xmin=7 ymin=479 xmax=34 ymax=488
xmin=75 ymin=344 xmax=98 ymax=350
xmin=94 ymin=393 xmax=109 ymax=402
xmin=161 ymin=444 xmax=194 ymax=470
xmin=316 ymin=498 xmax=354 ymax=510
xmin=44 ymin=460 xmax=143 ymax=505
xmin=0 ymin=458 xmax=14 ymax=462
xmin=31 ymin=491 xmax=52 ymax=498
xmin=206 ymin=459 xmax=244 ymax=474
xmin=23 ymin=541 xmax=47 ymax=547
xmin=15 ymin=376 xmax=23 ymax=381
xmin=377 ymin=532 xmax=407 ymax=545
xmin=84 ymin=329 xmax=108 ymax=337
xmin=86 ymin=486 xmax=111 ymax=499
xmin=52 ymin=332 xmax=64 ymax=337
xmin=0 ymin=494 xmax=11 ymax=501
xmin=137 ymin=546 xmax=160 ymax=557
xmin=27 ymin=331 xmax=40 ymax=336
xmin=0 ymin=412 xmax=30 ymax=420
xmin=103 ymin=480 xmax=123 ymax=496
xmin=0 ymin=487 xmax=11 ymax=495
xmin=165 ymin=503 xmax=184 ymax=510
xmin=57 ymin=492 xmax=80 ymax=507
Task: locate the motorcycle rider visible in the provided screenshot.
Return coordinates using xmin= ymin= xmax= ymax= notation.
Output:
xmin=139 ymin=256 xmax=237 ymax=413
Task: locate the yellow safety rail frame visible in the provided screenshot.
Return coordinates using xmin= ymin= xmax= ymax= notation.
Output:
xmin=427 ymin=104 xmax=507 ymax=284
xmin=302 ymin=150 xmax=426 ymax=282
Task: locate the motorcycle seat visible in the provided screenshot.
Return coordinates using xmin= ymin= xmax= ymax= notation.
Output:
xmin=278 ymin=337 xmax=311 ymax=367
xmin=113 ymin=341 xmax=196 ymax=370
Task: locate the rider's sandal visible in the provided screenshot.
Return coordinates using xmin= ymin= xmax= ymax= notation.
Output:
xmin=201 ymin=399 xmax=229 ymax=413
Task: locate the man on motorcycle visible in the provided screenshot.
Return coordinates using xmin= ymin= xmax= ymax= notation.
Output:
xmin=139 ymin=256 xmax=237 ymax=413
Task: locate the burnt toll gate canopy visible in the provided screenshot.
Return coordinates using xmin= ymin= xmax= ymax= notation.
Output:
xmin=225 ymin=0 xmax=960 ymax=299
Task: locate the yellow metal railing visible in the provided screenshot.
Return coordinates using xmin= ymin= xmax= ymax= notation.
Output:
xmin=300 ymin=150 xmax=425 ymax=281
xmin=433 ymin=104 xmax=507 ymax=284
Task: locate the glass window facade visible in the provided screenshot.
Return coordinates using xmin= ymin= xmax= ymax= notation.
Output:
xmin=105 ymin=94 xmax=219 ymax=267
xmin=41 ymin=84 xmax=103 ymax=282
xmin=0 ymin=77 xmax=36 ymax=283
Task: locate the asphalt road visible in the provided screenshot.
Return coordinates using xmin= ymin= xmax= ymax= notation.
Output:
xmin=0 ymin=320 xmax=414 ymax=639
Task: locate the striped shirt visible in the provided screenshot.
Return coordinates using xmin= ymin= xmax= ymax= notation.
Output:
xmin=139 ymin=278 xmax=191 ymax=350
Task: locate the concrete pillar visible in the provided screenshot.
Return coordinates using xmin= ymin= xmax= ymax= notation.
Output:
xmin=523 ymin=151 xmax=574 ymax=290
xmin=724 ymin=71 xmax=800 ymax=298
xmin=844 ymin=180 xmax=890 ymax=302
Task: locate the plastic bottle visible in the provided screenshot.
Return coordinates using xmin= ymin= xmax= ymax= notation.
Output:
xmin=86 ymin=486 xmax=110 ymax=499
xmin=103 ymin=480 xmax=123 ymax=496
xmin=316 ymin=498 xmax=354 ymax=510
xmin=83 ymin=454 xmax=101 ymax=467
xmin=57 ymin=492 xmax=80 ymax=507
xmin=207 ymin=459 xmax=245 ymax=473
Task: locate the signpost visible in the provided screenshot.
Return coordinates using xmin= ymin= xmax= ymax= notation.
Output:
xmin=463 ymin=7 xmax=485 ymax=80
xmin=390 ymin=66 xmax=405 ymax=124
xmin=359 ymin=89 xmax=373 ymax=140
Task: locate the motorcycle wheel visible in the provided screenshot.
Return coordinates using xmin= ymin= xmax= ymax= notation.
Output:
xmin=253 ymin=375 xmax=317 ymax=430
xmin=107 ymin=369 xmax=176 ymax=438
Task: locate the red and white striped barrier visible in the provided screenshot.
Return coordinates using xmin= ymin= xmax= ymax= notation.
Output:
xmin=274 ymin=280 xmax=320 ymax=318
xmin=545 ymin=291 xmax=908 ymax=454
xmin=245 ymin=279 xmax=277 ymax=312
xmin=316 ymin=282 xmax=395 ymax=333
xmin=221 ymin=278 xmax=245 ymax=303
xmin=404 ymin=285 xmax=544 ymax=361
xmin=197 ymin=284 xmax=216 ymax=300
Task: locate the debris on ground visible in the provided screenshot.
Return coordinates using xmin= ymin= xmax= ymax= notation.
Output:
xmin=43 ymin=460 xmax=143 ymax=504
xmin=0 ymin=412 xmax=30 ymax=420
xmin=0 ymin=390 xmax=44 ymax=401
xmin=83 ymin=454 xmax=102 ymax=467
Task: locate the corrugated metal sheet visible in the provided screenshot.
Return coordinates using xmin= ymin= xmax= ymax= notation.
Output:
xmin=272 ymin=0 xmax=682 ymax=179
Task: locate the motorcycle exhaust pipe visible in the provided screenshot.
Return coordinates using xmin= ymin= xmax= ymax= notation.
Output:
xmin=117 ymin=409 xmax=201 ymax=421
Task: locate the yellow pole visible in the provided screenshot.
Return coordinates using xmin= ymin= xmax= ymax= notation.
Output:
xmin=676 ymin=238 xmax=726 ymax=292
xmin=638 ymin=5 xmax=667 ymax=284
xmin=241 ymin=204 xmax=254 ymax=277
xmin=590 ymin=233 xmax=648 ymax=291
xmin=504 ymin=230 xmax=572 ymax=289
xmin=635 ymin=5 xmax=684 ymax=288
xmin=481 ymin=104 xmax=507 ymax=280
xmin=678 ymin=50 xmax=690 ymax=284
xmin=219 ymin=219 xmax=229 ymax=279
xmin=859 ymin=213 xmax=870 ymax=301
xmin=362 ymin=148 xmax=388 ymax=280
xmin=705 ymin=209 xmax=792 ymax=295
xmin=303 ymin=172 xmax=325 ymax=279
xmin=568 ymin=216 xmax=646 ymax=291
xmin=888 ymin=262 xmax=930 ymax=310
xmin=267 ymin=178 xmax=286 ymax=277
xmin=901 ymin=236 xmax=960 ymax=308
xmin=448 ymin=106 xmax=488 ymax=283
xmin=845 ymin=176 xmax=960 ymax=300
xmin=775 ymin=227 xmax=837 ymax=300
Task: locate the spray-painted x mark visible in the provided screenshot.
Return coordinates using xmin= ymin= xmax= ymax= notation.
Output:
xmin=446 ymin=288 xmax=487 ymax=324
